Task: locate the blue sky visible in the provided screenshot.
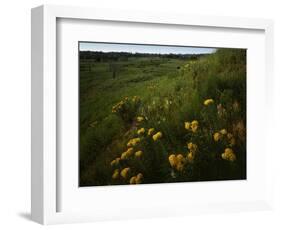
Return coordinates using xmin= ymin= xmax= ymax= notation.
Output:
xmin=79 ymin=42 xmax=216 ymax=55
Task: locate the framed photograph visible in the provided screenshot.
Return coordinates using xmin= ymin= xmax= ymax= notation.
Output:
xmin=31 ymin=5 xmax=274 ymax=224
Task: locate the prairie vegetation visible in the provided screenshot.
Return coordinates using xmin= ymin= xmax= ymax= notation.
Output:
xmin=79 ymin=48 xmax=246 ymax=186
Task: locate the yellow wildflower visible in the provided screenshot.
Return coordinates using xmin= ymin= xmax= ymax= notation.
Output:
xmin=221 ymin=148 xmax=236 ymax=162
xmin=137 ymin=128 xmax=145 ymax=135
xmin=191 ymin=120 xmax=199 ymax=132
xmin=129 ymin=176 xmax=136 ymax=184
xmin=148 ymin=128 xmax=155 ymax=136
xmin=204 ymin=98 xmax=214 ymax=106
xmin=184 ymin=122 xmax=191 ymax=130
xmin=176 ymin=154 xmax=185 ymax=163
xmin=152 ymin=132 xmax=162 ymax=141
xmin=121 ymin=152 xmax=128 ymax=160
xmin=110 ymin=157 xmax=120 ymax=166
xmin=127 ymin=148 xmax=134 ymax=154
xmin=225 ymin=148 xmax=233 ymax=154
xmin=168 ymin=154 xmax=177 ymax=167
xmin=121 ymin=152 xmax=127 ymax=160
xmin=136 ymin=173 xmax=143 ymax=184
xmin=169 ymin=153 xmax=187 ymax=170
xmin=220 ymin=129 xmax=227 ymax=135
xmin=112 ymin=169 xmax=119 ymax=179
xmin=136 ymin=116 xmax=144 ymax=122
xmin=175 ymin=154 xmax=186 ymax=171
xmin=187 ymin=142 xmax=197 ymax=153
xmin=110 ymin=159 xmax=116 ymax=166
xmin=135 ymin=150 xmax=143 ymax=158
xmin=191 ymin=120 xmax=198 ymax=126
xmin=127 ymin=138 xmax=141 ymax=147
xmin=112 ymin=100 xmax=126 ymax=113
xmin=121 ymin=148 xmax=134 ymax=159
xmin=187 ymin=152 xmax=195 ymax=162
xmin=213 ymin=132 xmax=221 ymax=142
xmin=120 ymin=167 xmax=130 ymax=178
xmin=126 ymin=151 xmax=133 ymax=159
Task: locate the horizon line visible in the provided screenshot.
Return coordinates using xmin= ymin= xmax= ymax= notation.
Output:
xmin=79 ymin=50 xmax=212 ymax=55
xmin=79 ymin=42 xmax=217 ymax=55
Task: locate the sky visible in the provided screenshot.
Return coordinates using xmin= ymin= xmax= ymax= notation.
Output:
xmin=79 ymin=42 xmax=216 ymax=55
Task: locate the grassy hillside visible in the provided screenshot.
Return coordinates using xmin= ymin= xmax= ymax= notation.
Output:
xmin=79 ymin=48 xmax=246 ymax=186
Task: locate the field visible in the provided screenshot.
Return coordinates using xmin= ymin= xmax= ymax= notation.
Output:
xmin=79 ymin=47 xmax=246 ymax=186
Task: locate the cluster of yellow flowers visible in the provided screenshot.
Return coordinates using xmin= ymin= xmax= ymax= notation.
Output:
xmin=120 ymin=167 xmax=131 ymax=178
xmin=129 ymin=173 xmax=143 ymax=184
xmin=127 ymin=137 xmax=141 ymax=147
xmin=213 ymin=129 xmax=235 ymax=146
xmin=213 ymin=132 xmax=221 ymax=142
xmin=112 ymin=167 xmax=144 ymax=184
xmin=213 ymin=129 xmax=226 ymax=141
xmin=187 ymin=142 xmax=198 ymax=152
xmin=184 ymin=120 xmax=199 ymax=133
xmin=110 ymin=157 xmax=120 ymax=166
xmin=136 ymin=126 xmax=162 ymax=141
xmin=137 ymin=127 xmax=145 ymax=135
xmin=168 ymin=154 xmax=186 ymax=171
xmin=147 ymin=128 xmax=155 ymax=136
xmin=221 ymin=148 xmax=236 ymax=162
xmin=203 ymin=98 xmax=214 ymax=106
xmin=112 ymin=100 xmax=125 ymax=113
xmin=111 ymin=148 xmax=144 ymax=170
xmin=111 ymin=144 xmax=145 ymax=183
xmin=112 ymin=96 xmax=140 ymax=113
xmin=135 ymin=150 xmax=143 ymax=158
xmin=112 ymin=169 xmax=120 ymax=179
xmin=121 ymin=147 xmax=134 ymax=160
xmin=168 ymin=141 xmax=199 ymax=172
xmin=152 ymin=131 xmax=163 ymax=141
xmin=167 ymin=120 xmax=201 ymax=172
xmin=187 ymin=142 xmax=198 ymax=162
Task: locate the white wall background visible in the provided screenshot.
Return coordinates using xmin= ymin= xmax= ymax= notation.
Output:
xmin=0 ymin=0 xmax=280 ymax=229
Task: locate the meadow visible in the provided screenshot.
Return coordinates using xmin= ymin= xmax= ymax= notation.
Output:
xmin=79 ymin=47 xmax=246 ymax=186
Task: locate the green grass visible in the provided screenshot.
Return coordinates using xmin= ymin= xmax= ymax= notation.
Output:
xmin=79 ymin=49 xmax=246 ymax=186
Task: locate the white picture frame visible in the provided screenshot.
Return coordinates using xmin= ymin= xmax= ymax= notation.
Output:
xmin=31 ymin=4 xmax=274 ymax=225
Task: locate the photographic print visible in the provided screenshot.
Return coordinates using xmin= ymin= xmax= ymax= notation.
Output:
xmin=79 ymin=42 xmax=246 ymax=186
